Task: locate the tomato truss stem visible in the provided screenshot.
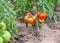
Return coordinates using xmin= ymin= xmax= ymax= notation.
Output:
xmin=33 ymin=0 xmax=40 ymax=37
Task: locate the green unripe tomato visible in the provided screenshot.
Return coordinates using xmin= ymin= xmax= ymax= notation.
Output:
xmin=2 ymin=31 xmax=11 ymax=42
xmin=0 ymin=37 xmax=3 ymax=43
xmin=0 ymin=22 xmax=6 ymax=31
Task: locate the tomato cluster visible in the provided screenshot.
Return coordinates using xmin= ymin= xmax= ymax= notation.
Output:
xmin=24 ymin=12 xmax=36 ymax=24
xmin=37 ymin=12 xmax=47 ymax=23
xmin=0 ymin=22 xmax=11 ymax=43
xmin=24 ymin=12 xmax=47 ymax=24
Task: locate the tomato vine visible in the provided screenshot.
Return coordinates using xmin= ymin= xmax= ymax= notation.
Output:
xmin=1 ymin=0 xmax=60 ymax=38
xmin=0 ymin=0 xmax=18 ymax=37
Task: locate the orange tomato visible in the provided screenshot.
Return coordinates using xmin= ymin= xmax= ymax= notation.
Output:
xmin=27 ymin=16 xmax=36 ymax=24
xmin=24 ymin=16 xmax=29 ymax=22
xmin=24 ymin=12 xmax=36 ymax=24
xmin=27 ymin=18 xmax=34 ymax=24
xmin=33 ymin=16 xmax=36 ymax=21
xmin=37 ymin=12 xmax=47 ymax=20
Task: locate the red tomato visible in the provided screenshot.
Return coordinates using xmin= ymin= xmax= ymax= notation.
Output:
xmin=37 ymin=12 xmax=47 ymax=20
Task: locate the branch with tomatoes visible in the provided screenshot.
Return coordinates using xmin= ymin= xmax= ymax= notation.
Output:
xmin=14 ymin=0 xmax=59 ymax=24
xmin=0 ymin=0 xmax=59 ymax=43
xmin=13 ymin=0 xmax=60 ymax=36
xmin=23 ymin=0 xmax=47 ymax=36
xmin=0 ymin=1 xmax=18 ymax=43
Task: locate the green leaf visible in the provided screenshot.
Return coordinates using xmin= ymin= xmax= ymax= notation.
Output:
xmin=53 ymin=14 xmax=58 ymax=23
xmin=45 ymin=3 xmax=54 ymax=19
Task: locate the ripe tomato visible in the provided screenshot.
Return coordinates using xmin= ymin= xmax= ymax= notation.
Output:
xmin=24 ymin=16 xmax=29 ymax=22
xmin=37 ymin=12 xmax=47 ymax=20
xmin=24 ymin=12 xmax=36 ymax=24
xmin=27 ymin=15 xmax=36 ymax=24
xmin=2 ymin=31 xmax=11 ymax=42
xmin=0 ymin=37 xmax=3 ymax=43
xmin=27 ymin=18 xmax=34 ymax=24
xmin=33 ymin=16 xmax=36 ymax=21
xmin=39 ymin=19 xmax=45 ymax=23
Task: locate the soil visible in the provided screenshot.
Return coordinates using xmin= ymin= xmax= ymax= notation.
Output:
xmin=8 ymin=7 xmax=60 ymax=43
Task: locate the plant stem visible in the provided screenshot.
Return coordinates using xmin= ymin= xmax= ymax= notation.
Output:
xmin=33 ymin=0 xmax=40 ymax=37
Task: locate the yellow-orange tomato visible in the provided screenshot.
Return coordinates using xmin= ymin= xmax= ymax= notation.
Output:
xmin=27 ymin=18 xmax=34 ymax=24
xmin=37 ymin=12 xmax=47 ymax=20
xmin=24 ymin=12 xmax=36 ymax=24
xmin=27 ymin=16 xmax=36 ymax=24
xmin=24 ymin=16 xmax=29 ymax=22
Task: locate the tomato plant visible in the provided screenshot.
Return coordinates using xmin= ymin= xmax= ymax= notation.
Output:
xmin=0 ymin=0 xmax=59 ymax=43
xmin=13 ymin=0 xmax=60 ymax=24
xmin=8 ymin=0 xmax=60 ymax=37
xmin=9 ymin=0 xmax=60 ymax=36
xmin=0 ymin=0 xmax=18 ymax=38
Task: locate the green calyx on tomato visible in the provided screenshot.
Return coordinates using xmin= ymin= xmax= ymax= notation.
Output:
xmin=2 ymin=31 xmax=11 ymax=42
